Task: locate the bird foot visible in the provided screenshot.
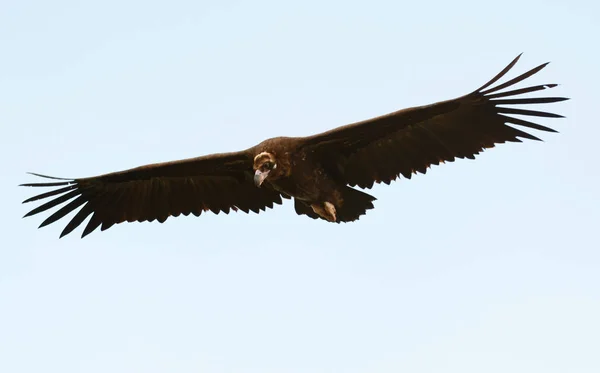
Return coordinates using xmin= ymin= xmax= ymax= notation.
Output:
xmin=311 ymin=201 xmax=337 ymax=222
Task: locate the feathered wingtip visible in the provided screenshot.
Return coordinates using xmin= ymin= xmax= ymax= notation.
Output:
xmin=20 ymin=173 xmax=78 ymax=211
xmin=24 ymin=172 xmax=73 ymax=181
xmin=474 ymin=53 xmax=524 ymax=92
xmin=20 ymin=172 xmax=75 ymax=188
xmin=20 ymin=173 xmax=77 ymax=205
xmin=472 ymin=53 xmax=569 ymax=137
xmin=20 ymin=173 xmax=92 ymax=238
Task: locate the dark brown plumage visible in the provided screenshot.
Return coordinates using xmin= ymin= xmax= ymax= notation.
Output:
xmin=21 ymin=54 xmax=568 ymax=238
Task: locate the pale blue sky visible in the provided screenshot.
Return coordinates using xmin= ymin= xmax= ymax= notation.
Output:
xmin=1 ymin=0 xmax=599 ymax=372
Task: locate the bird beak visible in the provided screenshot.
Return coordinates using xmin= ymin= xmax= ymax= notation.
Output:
xmin=254 ymin=170 xmax=269 ymax=187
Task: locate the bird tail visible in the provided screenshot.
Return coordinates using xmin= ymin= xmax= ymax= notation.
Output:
xmin=293 ymin=187 xmax=376 ymax=223
xmin=336 ymin=187 xmax=376 ymax=222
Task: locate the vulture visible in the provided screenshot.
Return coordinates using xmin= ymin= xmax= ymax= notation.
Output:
xmin=21 ymin=54 xmax=568 ymax=238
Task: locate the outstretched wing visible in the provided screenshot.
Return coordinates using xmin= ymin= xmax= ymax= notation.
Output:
xmin=21 ymin=150 xmax=285 ymax=238
xmin=301 ymin=54 xmax=568 ymax=188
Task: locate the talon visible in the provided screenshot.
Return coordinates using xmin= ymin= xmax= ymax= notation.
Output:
xmin=311 ymin=201 xmax=337 ymax=222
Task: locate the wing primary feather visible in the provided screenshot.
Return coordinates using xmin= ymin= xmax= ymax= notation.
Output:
xmin=101 ymin=220 xmax=116 ymax=232
xmin=473 ymin=53 xmax=522 ymax=92
xmin=486 ymin=84 xmax=558 ymax=99
xmin=496 ymin=107 xmax=564 ymax=118
xmin=23 ymin=190 xmax=81 ymax=218
xmin=504 ymin=127 xmax=543 ymax=141
xmin=22 ymin=185 xmax=77 ymax=203
xmin=498 ymin=114 xmax=558 ymax=133
xmin=491 ymin=97 xmax=569 ymax=105
xmin=25 ymin=173 xmax=74 ymax=181
xmin=82 ymin=212 xmax=103 ymax=238
xmin=39 ymin=196 xmax=87 ymax=228
xmin=20 ymin=181 xmax=72 ymax=187
xmin=60 ymin=204 xmax=95 ymax=238
xmin=480 ymin=62 xmax=549 ymax=95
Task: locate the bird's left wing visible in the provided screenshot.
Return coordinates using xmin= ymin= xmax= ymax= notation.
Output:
xmin=21 ymin=150 xmax=285 ymax=238
xmin=299 ymin=55 xmax=568 ymax=189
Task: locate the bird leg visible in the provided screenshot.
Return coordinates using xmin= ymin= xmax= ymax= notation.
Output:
xmin=310 ymin=201 xmax=337 ymax=222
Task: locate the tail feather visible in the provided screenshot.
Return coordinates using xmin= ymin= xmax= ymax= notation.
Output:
xmin=337 ymin=187 xmax=376 ymax=222
xmin=294 ymin=187 xmax=376 ymax=223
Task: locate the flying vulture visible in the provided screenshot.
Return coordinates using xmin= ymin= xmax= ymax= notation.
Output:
xmin=21 ymin=54 xmax=568 ymax=238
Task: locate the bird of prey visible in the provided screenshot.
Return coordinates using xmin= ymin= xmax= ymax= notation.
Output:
xmin=21 ymin=54 xmax=568 ymax=238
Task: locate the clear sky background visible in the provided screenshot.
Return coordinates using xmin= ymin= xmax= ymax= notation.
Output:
xmin=1 ymin=1 xmax=599 ymax=372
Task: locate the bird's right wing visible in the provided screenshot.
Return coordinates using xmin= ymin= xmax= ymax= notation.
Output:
xmin=21 ymin=150 xmax=285 ymax=238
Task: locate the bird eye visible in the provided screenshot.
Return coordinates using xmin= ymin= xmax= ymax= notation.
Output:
xmin=264 ymin=162 xmax=273 ymax=170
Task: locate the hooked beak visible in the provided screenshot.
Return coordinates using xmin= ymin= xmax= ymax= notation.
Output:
xmin=254 ymin=169 xmax=269 ymax=187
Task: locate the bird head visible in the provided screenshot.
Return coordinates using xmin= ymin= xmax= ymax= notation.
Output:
xmin=253 ymin=152 xmax=277 ymax=187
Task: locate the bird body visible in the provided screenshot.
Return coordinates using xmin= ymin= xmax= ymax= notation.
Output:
xmin=251 ymin=137 xmax=376 ymax=222
xmin=21 ymin=55 xmax=568 ymax=238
